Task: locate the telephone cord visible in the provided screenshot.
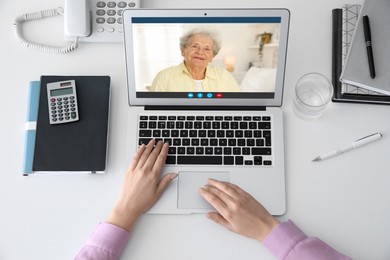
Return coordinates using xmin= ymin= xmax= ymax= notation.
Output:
xmin=13 ymin=7 xmax=79 ymax=54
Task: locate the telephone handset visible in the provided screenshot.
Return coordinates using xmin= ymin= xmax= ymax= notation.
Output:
xmin=13 ymin=0 xmax=140 ymax=53
xmin=64 ymin=0 xmax=140 ymax=43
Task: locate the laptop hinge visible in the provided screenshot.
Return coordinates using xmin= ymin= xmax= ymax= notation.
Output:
xmin=144 ymin=106 xmax=267 ymax=111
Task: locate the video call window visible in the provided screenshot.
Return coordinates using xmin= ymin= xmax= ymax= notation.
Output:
xmin=131 ymin=17 xmax=281 ymax=98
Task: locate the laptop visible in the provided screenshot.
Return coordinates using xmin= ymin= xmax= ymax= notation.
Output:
xmin=123 ymin=8 xmax=289 ymax=215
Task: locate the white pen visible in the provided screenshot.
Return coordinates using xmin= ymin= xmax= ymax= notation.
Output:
xmin=312 ymin=132 xmax=383 ymax=162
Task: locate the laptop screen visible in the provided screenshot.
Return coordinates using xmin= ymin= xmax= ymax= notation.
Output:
xmin=123 ymin=9 xmax=290 ymax=107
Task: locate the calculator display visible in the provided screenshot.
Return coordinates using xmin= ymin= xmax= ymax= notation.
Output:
xmin=50 ymin=87 xmax=73 ymax=97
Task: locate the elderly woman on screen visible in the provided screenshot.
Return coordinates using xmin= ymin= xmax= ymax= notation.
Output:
xmin=150 ymin=29 xmax=239 ymax=92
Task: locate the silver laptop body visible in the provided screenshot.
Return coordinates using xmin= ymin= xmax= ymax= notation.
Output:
xmin=123 ymin=8 xmax=289 ymax=215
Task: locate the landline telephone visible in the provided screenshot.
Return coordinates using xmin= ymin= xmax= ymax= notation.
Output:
xmin=13 ymin=0 xmax=140 ymax=54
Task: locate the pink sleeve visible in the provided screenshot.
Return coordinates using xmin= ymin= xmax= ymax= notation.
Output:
xmin=74 ymin=223 xmax=129 ymax=260
xmin=263 ymin=220 xmax=351 ymax=260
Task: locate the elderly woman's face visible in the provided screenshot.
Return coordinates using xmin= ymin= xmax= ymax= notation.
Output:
xmin=181 ymin=34 xmax=215 ymax=69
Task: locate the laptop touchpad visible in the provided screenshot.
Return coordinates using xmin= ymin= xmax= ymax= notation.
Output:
xmin=178 ymin=171 xmax=230 ymax=210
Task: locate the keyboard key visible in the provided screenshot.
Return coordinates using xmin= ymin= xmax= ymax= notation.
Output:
xmin=186 ymin=147 xmax=195 ymax=154
xmin=189 ymin=130 xmax=197 ymax=137
xmin=166 ymin=156 xmax=176 ymax=164
xmin=178 ymin=156 xmax=222 ymax=165
xmin=205 ymin=147 xmax=213 ymax=154
xmin=254 ymin=156 xmax=263 ymax=165
xmin=152 ymin=130 xmax=161 ymax=137
xmin=214 ymin=147 xmax=223 ymax=154
xmin=168 ymin=147 xmax=176 ymax=154
xmin=139 ymin=130 xmax=151 ymax=137
xmin=173 ymin=138 xmax=181 ymax=146
xmin=235 ymin=156 xmax=244 ymax=165
xmin=224 ymin=156 xmax=234 ymax=165
xmin=139 ymin=138 xmax=152 ymax=145
xmin=258 ymin=122 xmax=271 ymax=129
xmin=224 ymin=147 xmax=232 ymax=155
xmin=139 ymin=121 xmax=148 ymax=128
xmin=252 ymin=148 xmax=272 ymax=155
xmin=264 ymin=160 xmax=272 ymax=165
xmin=196 ymin=147 xmax=204 ymax=154
xmin=191 ymin=139 xmax=200 ymax=146
xmin=207 ymin=130 xmax=216 ymax=137
xmin=210 ymin=139 xmax=218 ymax=146
xmin=162 ymin=130 xmax=170 ymax=137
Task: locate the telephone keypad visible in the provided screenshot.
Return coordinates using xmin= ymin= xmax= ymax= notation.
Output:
xmin=94 ymin=1 xmax=139 ymax=38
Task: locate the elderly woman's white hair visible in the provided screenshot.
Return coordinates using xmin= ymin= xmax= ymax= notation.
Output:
xmin=179 ymin=28 xmax=222 ymax=56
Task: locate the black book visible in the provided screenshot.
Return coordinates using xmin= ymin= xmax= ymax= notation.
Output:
xmin=31 ymin=75 xmax=110 ymax=174
xmin=331 ymin=6 xmax=390 ymax=105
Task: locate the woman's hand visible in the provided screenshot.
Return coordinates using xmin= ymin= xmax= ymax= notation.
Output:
xmin=107 ymin=140 xmax=177 ymax=231
xmin=200 ymin=179 xmax=280 ymax=242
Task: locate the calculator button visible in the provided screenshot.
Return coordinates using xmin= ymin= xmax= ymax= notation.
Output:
xmin=71 ymin=112 xmax=77 ymax=119
xmin=128 ymin=2 xmax=136 ymax=7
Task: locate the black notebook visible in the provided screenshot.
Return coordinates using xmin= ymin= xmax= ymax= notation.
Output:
xmin=332 ymin=4 xmax=390 ymax=104
xmin=30 ymin=75 xmax=110 ymax=174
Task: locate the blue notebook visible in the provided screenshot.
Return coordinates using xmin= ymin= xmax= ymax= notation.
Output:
xmin=22 ymin=76 xmax=111 ymax=175
xmin=22 ymin=81 xmax=40 ymax=175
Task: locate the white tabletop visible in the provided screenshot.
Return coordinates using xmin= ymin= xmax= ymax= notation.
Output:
xmin=2 ymin=0 xmax=390 ymax=259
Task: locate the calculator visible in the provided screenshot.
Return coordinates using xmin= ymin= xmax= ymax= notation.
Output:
xmin=47 ymin=80 xmax=79 ymax=125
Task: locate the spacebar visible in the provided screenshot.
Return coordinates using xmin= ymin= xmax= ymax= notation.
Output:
xmin=177 ymin=156 xmax=222 ymax=165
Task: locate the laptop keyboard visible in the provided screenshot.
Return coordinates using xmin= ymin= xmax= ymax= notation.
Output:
xmin=138 ymin=114 xmax=273 ymax=166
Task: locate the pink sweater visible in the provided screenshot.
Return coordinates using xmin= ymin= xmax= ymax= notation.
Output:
xmin=75 ymin=220 xmax=351 ymax=260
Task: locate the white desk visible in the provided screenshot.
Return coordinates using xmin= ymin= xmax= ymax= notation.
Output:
xmin=2 ymin=0 xmax=390 ymax=259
